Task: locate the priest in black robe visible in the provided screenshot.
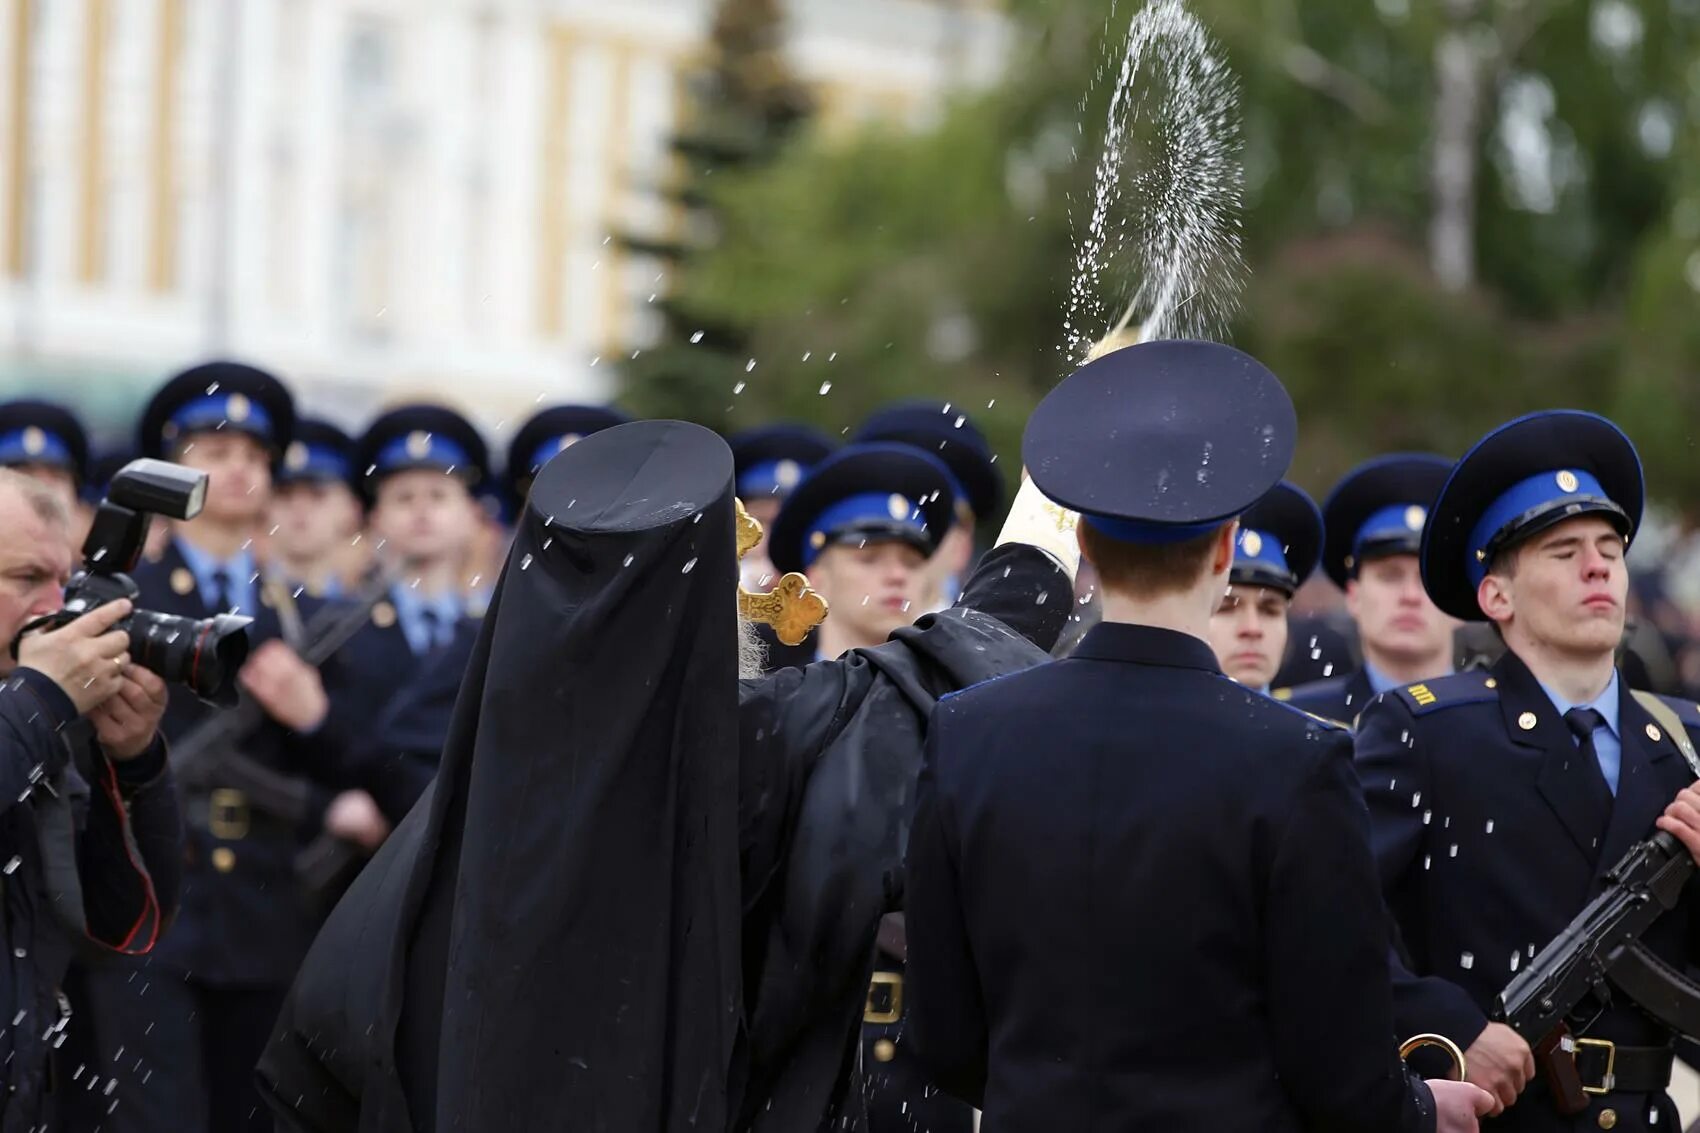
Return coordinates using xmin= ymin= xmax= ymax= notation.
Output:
xmin=257 ymin=418 xmax=1075 ymax=1133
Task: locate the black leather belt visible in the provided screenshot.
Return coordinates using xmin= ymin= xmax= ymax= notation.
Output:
xmin=1574 ymin=1041 xmax=1674 ymax=1094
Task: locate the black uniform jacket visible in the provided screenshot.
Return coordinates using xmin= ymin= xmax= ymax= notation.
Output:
xmin=906 ymin=621 xmax=1438 ymax=1133
xmin=1357 ymin=652 xmax=1700 ymax=1132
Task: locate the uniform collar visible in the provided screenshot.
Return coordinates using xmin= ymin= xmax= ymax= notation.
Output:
xmin=390 ymin=583 xmax=462 ymax=655
xmin=1071 ymin=621 xmax=1223 ymax=674
xmin=1361 ymin=659 xmax=1400 ymax=696
xmin=1535 ymin=668 xmax=1621 ymax=741
xmin=172 ymin=534 xmax=257 ymax=613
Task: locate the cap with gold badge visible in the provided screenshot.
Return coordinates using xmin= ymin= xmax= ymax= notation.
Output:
xmin=138 ymin=360 xmax=296 ymax=460
xmin=503 ymin=404 xmax=631 ymax=505
xmin=1231 ymin=480 xmax=1321 ymax=597
xmin=0 ymin=399 xmax=90 ymax=486
xmin=728 ymin=422 xmax=837 ymax=503
xmin=1319 ymin=453 xmax=1453 ymax=589
xmin=353 ymin=404 xmax=489 ymax=505
xmin=277 ymin=417 xmax=356 ymax=487
xmin=768 ymin=442 xmax=957 ymax=576
xmin=1421 ymin=411 xmax=1643 ymax=622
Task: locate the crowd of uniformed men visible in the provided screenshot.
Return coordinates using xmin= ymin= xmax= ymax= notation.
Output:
xmin=6 ymin=347 xmax=1700 ymax=1132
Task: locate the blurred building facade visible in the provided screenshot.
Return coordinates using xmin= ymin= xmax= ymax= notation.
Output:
xmin=0 ymin=0 xmax=1008 ymax=437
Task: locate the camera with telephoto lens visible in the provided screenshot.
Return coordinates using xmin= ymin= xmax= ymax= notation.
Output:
xmin=13 ymin=459 xmax=253 ymax=707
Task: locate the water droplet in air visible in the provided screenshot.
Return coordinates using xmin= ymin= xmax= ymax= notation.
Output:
xmin=690 ymin=331 xmax=704 ymax=344
xmin=1509 ymin=951 xmax=1521 ymax=972
xmin=819 ymin=381 xmax=833 ymax=395
xmin=1460 ymin=952 xmax=1474 ymax=970
xmin=1411 ymin=791 xmax=1422 ymax=808
xmin=745 ymin=359 xmax=757 ymax=373
xmin=733 ymin=382 xmax=746 ymax=395
xmin=519 ymin=554 xmax=533 ymax=570
xmin=1485 ymin=819 xmax=1495 ymax=834
xmin=623 ymin=554 xmax=635 ymax=568
xmin=681 ymin=558 xmax=698 ymax=574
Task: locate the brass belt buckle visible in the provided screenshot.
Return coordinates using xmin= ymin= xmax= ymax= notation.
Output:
xmin=1400 ymin=1033 xmax=1468 ymax=1081
xmin=208 ymin=788 xmax=250 ymax=841
xmin=864 ymin=971 xmax=903 ymax=1025
xmin=1574 ymin=1037 xmax=1617 ymax=1095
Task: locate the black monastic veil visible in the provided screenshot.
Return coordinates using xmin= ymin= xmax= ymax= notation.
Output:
xmin=259 ymin=420 xmax=1071 ymax=1132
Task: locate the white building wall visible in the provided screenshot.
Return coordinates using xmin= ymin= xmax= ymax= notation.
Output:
xmin=0 ymin=0 xmax=1011 ymax=435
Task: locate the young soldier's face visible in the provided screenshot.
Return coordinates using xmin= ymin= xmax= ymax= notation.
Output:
xmin=808 ymin=539 xmax=929 ymax=645
xmin=370 ymin=470 xmax=478 ymax=569
xmin=173 ymin=432 xmax=272 ymax=526
xmin=1346 ymin=554 xmax=1457 ymax=666
xmin=1208 ymin=582 xmax=1289 ymax=690
xmin=270 ymin=480 xmax=363 ymax=564
xmin=1482 ymin=515 xmax=1628 ymax=659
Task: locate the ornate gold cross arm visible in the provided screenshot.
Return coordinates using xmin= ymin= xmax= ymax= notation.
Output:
xmin=739 ymin=574 xmax=828 ymax=646
xmin=734 ymin=498 xmax=829 ymax=646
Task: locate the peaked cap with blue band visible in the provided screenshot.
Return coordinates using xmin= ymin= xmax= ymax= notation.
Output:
xmin=278 ymin=418 xmax=356 ymax=487
xmin=84 ymin=448 xmax=136 ymax=504
xmin=729 ymin=422 xmax=837 ymax=502
xmin=354 ymin=404 xmax=489 ymax=504
xmin=1420 ymin=410 xmax=1642 ymax=622
xmin=1319 ymin=453 xmax=1452 ymax=589
xmin=853 ymin=400 xmax=1003 ymax=521
xmin=0 ymin=399 xmax=89 ymax=485
xmin=504 ymin=404 xmax=632 ymax=503
xmin=768 ymin=442 xmax=957 ymax=576
xmin=1232 ymin=481 xmax=1321 ymax=596
xmin=140 ymin=360 xmax=296 ymax=460
xmin=1023 ymin=340 xmax=1296 ymax=544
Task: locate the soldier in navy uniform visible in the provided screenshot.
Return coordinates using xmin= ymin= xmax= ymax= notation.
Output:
xmin=1279 ymin=454 xmax=1458 ymax=723
xmin=1358 ymin=411 xmax=1700 ymax=1131
xmin=1204 ymin=479 xmax=1322 ymax=695
xmin=0 ymin=398 xmax=90 ymax=526
xmin=767 ymin=442 xmax=957 ymax=667
xmin=316 ymin=405 xmax=489 ymax=829
xmin=67 ymin=361 xmax=363 ymax=1133
xmin=904 ymin=340 xmax=1493 ymax=1132
xmin=855 ymin=400 xmax=1004 ymax=609
xmin=268 ymin=418 xmax=366 ymax=599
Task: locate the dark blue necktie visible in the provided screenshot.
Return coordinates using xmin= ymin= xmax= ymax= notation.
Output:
xmin=208 ymin=568 xmax=232 ymax=613
xmin=1565 ymin=707 xmax=1615 ymax=810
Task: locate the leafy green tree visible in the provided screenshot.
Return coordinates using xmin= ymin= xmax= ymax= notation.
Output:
xmin=619 ymin=0 xmax=811 ymax=422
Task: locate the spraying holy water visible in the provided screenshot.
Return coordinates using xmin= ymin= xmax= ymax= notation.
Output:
xmin=1063 ymin=0 xmax=1246 ymax=363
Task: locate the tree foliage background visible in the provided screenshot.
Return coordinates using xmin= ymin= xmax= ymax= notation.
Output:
xmin=622 ymin=0 xmax=1700 ymax=510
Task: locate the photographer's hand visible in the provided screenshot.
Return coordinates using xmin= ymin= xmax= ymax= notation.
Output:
xmin=89 ymin=668 xmax=169 ymax=761
xmin=239 ymin=640 xmax=329 ymax=733
xmin=17 ymin=600 xmax=134 ymax=715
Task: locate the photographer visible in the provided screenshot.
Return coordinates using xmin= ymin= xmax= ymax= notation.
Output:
xmin=0 ymin=470 xmax=181 ymax=1130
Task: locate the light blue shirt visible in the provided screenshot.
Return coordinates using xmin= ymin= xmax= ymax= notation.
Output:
xmin=390 ymin=585 xmax=461 ymax=657
xmin=1362 ymin=660 xmax=1401 ymax=696
xmin=174 ymin=536 xmax=258 ymax=616
xmin=1537 ymin=669 xmax=1622 ymax=795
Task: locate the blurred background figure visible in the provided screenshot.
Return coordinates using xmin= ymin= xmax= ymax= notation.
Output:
xmin=1206 ymin=480 xmax=1322 ymax=696
xmin=854 ymin=400 xmax=1004 ymax=610
xmin=728 ymin=420 xmax=837 ymax=589
xmin=268 ymin=417 xmax=367 ymax=598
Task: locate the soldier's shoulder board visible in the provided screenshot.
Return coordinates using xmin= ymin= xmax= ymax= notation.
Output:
xmin=1386 ymin=671 xmax=1498 ymax=716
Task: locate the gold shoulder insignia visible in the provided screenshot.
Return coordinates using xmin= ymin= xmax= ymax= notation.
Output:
xmin=1271 ymin=687 xmax=1293 ymax=702
xmin=1408 ymin=683 xmax=1437 ymax=706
